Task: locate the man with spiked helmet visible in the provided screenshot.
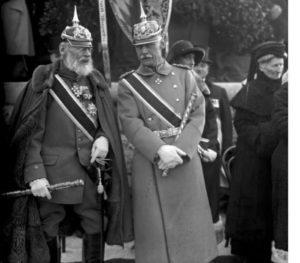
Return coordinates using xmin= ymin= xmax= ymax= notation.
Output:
xmin=4 ymin=6 xmax=133 ymax=263
xmin=118 ymin=3 xmax=217 ymax=262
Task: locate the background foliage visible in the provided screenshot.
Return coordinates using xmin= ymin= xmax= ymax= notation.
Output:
xmin=172 ymin=0 xmax=275 ymax=54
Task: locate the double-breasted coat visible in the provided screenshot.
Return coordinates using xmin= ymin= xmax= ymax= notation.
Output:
xmin=118 ymin=61 xmax=217 ymax=263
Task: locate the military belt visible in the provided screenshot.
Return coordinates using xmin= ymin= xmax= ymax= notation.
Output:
xmin=153 ymin=127 xmax=180 ymax=138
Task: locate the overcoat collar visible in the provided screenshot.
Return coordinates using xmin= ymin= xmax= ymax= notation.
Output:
xmin=31 ymin=59 xmax=109 ymax=93
xmin=231 ymin=72 xmax=282 ymax=116
xmin=136 ymin=60 xmax=172 ymax=76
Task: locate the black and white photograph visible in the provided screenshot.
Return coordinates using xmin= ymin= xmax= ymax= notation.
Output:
xmin=0 ymin=0 xmax=291 ymax=262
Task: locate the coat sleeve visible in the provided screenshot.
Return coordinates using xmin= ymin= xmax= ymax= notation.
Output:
xmin=234 ymin=108 xmax=277 ymax=157
xmin=23 ymin=91 xmax=48 ymax=184
xmin=272 ymin=84 xmax=288 ymax=139
xmin=173 ymin=70 xmax=206 ymax=159
xmin=117 ymin=81 xmax=166 ymax=162
xmin=201 ymin=97 xmax=219 ymax=152
xmin=219 ymin=87 xmax=233 ymax=153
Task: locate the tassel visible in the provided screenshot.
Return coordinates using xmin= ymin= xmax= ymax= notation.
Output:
xmin=97 ymin=167 xmax=104 ymax=194
xmin=96 ymin=167 xmax=107 ymax=199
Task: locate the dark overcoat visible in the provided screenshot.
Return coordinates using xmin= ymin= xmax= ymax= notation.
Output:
xmin=202 ymin=82 xmax=233 ymax=223
xmin=271 ymin=83 xmax=288 ymax=251
xmin=4 ymin=60 xmax=133 ymax=262
xmin=225 ymin=72 xmax=281 ymax=256
xmin=207 ymin=81 xmax=233 ymax=154
xmin=199 ymin=88 xmax=220 ymax=223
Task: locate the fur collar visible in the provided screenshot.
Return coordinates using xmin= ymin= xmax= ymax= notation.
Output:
xmin=31 ymin=60 xmax=109 ymax=93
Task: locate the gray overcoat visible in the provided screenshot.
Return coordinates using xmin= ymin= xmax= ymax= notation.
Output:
xmin=118 ymin=61 xmax=217 ymax=263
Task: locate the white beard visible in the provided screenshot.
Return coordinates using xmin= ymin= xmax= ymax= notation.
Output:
xmin=64 ymin=53 xmax=94 ymax=76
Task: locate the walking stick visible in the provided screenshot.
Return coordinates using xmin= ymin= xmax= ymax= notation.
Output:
xmin=162 ymin=92 xmax=198 ymax=176
xmin=1 ymin=179 xmax=84 ymax=197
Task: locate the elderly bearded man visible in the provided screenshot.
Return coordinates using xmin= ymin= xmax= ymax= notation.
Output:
xmin=117 ymin=6 xmax=217 ymax=263
xmin=5 ymin=8 xmax=133 ymax=263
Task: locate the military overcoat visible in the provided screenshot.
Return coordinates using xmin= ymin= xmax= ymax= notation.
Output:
xmin=118 ymin=61 xmax=217 ymax=263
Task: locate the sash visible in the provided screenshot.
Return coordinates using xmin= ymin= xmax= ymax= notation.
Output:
xmin=49 ymin=74 xmax=97 ymax=142
xmin=121 ymin=72 xmax=182 ymax=127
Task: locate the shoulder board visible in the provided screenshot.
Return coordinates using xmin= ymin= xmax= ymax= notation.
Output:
xmin=173 ymin=64 xmax=191 ymax=70
xmin=119 ymin=70 xmax=135 ymax=80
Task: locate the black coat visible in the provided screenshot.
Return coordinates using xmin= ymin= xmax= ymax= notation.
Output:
xmin=225 ymin=72 xmax=281 ymax=255
xmin=271 ymin=83 xmax=288 ymax=251
xmin=207 ymin=81 xmax=233 ymax=154
xmin=201 ymin=93 xmax=220 ymax=222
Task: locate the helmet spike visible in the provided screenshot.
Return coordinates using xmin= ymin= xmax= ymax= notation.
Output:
xmin=72 ymin=5 xmax=79 ymax=26
xmin=139 ymin=1 xmax=147 ymax=22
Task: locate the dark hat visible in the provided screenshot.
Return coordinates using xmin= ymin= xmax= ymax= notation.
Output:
xmin=247 ymin=40 xmax=287 ymax=81
xmin=197 ymin=45 xmax=213 ymax=65
xmin=61 ymin=6 xmax=93 ymax=48
xmin=132 ymin=2 xmax=162 ymax=46
xmin=167 ymin=40 xmax=205 ymax=65
xmin=252 ymin=40 xmax=287 ymax=63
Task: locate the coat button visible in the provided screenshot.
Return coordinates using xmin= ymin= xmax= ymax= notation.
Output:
xmin=176 ymin=98 xmax=180 ymax=102
xmin=34 ymin=165 xmax=39 ymax=169
xmin=173 ymin=84 xmax=178 ymax=88
xmin=148 ymin=117 xmax=152 ymax=121
xmin=171 ymin=72 xmax=175 ymax=75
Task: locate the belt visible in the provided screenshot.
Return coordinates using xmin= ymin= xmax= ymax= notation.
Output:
xmin=153 ymin=127 xmax=180 ymax=138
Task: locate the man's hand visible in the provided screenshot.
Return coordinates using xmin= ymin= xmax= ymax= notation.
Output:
xmin=90 ymin=136 xmax=109 ymax=163
xmin=201 ymin=148 xmax=217 ymax=162
xmin=157 ymin=145 xmax=187 ymax=170
xmin=29 ymin=178 xmax=51 ymax=199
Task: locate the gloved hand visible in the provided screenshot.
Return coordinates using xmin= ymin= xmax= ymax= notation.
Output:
xmin=157 ymin=145 xmax=187 ymax=170
xmin=201 ymin=148 xmax=217 ymax=162
xmin=90 ymin=136 xmax=109 ymax=163
xmin=30 ymin=178 xmax=51 ymax=199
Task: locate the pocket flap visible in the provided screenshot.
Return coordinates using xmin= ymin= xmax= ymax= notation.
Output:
xmin=42 ymin=155 xmax=59 ymax=165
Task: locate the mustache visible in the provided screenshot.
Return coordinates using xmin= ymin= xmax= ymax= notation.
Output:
xmin=140 ymin=54 xmax=153 ymax=60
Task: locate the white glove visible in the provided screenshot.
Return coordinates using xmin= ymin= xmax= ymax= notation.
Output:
xmin=90 ymin=136 xmax=109 ymax=163
xmin=29 ymin=178 xmax=51 ymax=199
xmin=201 ymin=149 xmax=217 ymax=162
xmin=157 ymin=145 xmax=187 ymax=170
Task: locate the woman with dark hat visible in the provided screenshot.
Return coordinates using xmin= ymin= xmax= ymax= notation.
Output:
xmin=166 ymin=39 xmax=205 ymax=68
xmin=225 ymin=41 xmax=287 ymax=263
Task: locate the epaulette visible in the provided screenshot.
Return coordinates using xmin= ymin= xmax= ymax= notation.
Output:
xmin=119 ymin=70 xmax=135 ymax=80
xmin=173 ymin=63 xmax=191 ymax=70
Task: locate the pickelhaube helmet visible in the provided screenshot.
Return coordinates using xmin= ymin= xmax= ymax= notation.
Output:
xmin=132 ymin=2 xmax=162 ymax=46
xmin=61 ymin=6 xmax=93 ymax=48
